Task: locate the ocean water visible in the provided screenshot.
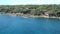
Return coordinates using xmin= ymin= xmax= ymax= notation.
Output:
xmin=0 ymin=14 xmax=60 ymax=34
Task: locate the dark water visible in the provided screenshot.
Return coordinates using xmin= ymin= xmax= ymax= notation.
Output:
xmin=0 ymin=14 xmax=60 ymax=34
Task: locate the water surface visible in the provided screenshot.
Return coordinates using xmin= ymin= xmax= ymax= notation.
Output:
xmin=0 ymin=14 xmax=60 ymax=34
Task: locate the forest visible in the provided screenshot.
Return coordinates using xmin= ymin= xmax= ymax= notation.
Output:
xmin=0 ymin=4 xmax=60 ymax=17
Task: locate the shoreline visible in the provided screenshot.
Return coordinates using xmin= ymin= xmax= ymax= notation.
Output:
xmin=0 ymin=13 xmax=60 ymax=19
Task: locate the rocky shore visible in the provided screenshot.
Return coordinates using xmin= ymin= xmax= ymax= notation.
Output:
xmin=0 ymin=12 xmax=60 ymax=19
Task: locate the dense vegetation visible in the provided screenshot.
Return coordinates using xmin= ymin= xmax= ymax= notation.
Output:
xmin=0 ymin=5 xmax=60 ymax=17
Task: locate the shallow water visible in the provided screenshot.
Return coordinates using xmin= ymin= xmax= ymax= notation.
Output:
xmin=0 ymin=14 xmax=60 ymax=34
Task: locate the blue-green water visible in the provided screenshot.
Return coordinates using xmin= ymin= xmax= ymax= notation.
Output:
xmin=0 ymin=14 xmax=60 ymax=34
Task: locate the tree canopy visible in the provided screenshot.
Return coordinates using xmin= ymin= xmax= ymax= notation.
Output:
xmin=0 ymin=5 xmax=60 ymax=17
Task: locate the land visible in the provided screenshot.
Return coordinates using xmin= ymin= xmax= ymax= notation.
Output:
xmin=0 ymin=5 xmax=60 ymax=19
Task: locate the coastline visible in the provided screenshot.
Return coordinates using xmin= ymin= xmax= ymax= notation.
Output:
xmin=0 ymin=12 xmax=60 ymax=19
